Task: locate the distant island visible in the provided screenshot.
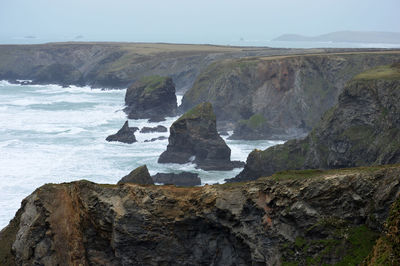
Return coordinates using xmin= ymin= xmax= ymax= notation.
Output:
xmin=273 ymin=31 xmax=400 ymax=44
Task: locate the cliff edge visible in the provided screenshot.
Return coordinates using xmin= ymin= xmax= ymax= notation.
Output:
xmin=0 ymin=165 xmax=399 ymax=265
xmin=230 ymin=64 xmax=400 ymax=182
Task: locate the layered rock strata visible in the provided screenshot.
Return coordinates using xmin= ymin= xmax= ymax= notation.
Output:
xmin=1 ymin=165 xmax=399 ymax=265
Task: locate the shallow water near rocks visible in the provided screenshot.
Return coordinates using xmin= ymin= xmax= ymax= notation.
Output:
xmin=0 ymin=81 xmax=283 ymax=228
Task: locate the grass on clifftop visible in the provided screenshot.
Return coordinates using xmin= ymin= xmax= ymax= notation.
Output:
xmin=140 ymin=75 xmax=169 ymax=93
xmin=263 ymin=164 xmax=399 ymax=182
xmin=239 ymin=114 xmax=267 ymax=129
xmin=354 ymin=63 xmax=400 ymax=80
xmin=177 ymin=102 xmax=216 ymax=122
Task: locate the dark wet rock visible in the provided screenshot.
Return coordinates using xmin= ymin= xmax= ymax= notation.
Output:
xmin=158 ymin=102 xmax=243 ymax=171
xmin=144 ymin=136 xmax=168 ymax=142
xmin=1 ymin=165 xmax=399 ymax=265
xmin=106 ymin=121 xmax=138 ymax=144
xmin=148 ymin=117 xmax=166 ymax=123
xmin=152 ymin=172 xmax=201 ymax=186
xmin=124 ymin=76 xmax=177 ymax=120
xmin=229 ymin=64 xmax=400 ymax=182
xmin=117 ymin=165 xmax=154 ymax=185
xmin=140 ymin=125 xmax=168 ymax=133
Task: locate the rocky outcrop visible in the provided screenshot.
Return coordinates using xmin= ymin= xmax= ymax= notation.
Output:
xmin=1 ymin=165 xmax=399 ymax=265
xmin=152 ymin=172 xmax=201 ymax=186
xmin=181 ymin=52 xmax=400 ymax=139
xmin=144 ymin=136 xmax=167 ymax=142
xmin=229 ymin=64 xmax=400 ymax=182
xmin=140 ymin=125 xmax=168 ymax=133
xmin=124 ymin=76 xmax=177 ymax=120
xmin=106 ymin=121 xmax=138 ymax=144
xmin=117 ymin=165 xmax=154 ymax=185
xmin=158 ymin=102 xmax=243 ymax=171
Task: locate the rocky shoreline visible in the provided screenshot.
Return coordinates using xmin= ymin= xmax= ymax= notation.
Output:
xmin=1 ymin=43 xmax=400 ymax=265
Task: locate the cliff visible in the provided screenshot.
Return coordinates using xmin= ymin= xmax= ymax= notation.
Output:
xmin=231 ymin=64 xmax=400 ymax=182
xmin=0 ymin=42 xmax=323 ymax=92
xmin=0 ymin=165 xmax=399 ymax=265
xmin=181 ymin=51 xmax=400 ymax=139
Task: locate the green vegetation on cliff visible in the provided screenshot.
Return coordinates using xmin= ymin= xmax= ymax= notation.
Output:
xmin=354 ymin=63 xmax=400 ymax=80
xmin=140 ymin=75 xmax=170 ymax=93
xmin=281 ymin=224 xmax=379 ymax=266
xmin=365 ymin=197 xmax=400 ymax=265
xmin=177 ymin=102 xmax=216 ymax=122
xmin=239 ymin=114 xmax=267 ymax=129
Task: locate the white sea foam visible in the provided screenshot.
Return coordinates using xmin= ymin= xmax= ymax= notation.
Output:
xmin=0 ymin=83 xmax=281 ymax=228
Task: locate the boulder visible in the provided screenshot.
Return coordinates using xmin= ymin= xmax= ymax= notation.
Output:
xmin=152 ymin=172 xmax=201 ymax=186
xmin=124 ymin=76 xmax=177 ymax=120
xmin=158 ymin=102 xmax=243 ymax=171
xmin=117 ymin=165 xmax=154 ymax=185
xmin=140 ymin=125 xmax=168 ymax=133
xmin=106 ymin=121 xmax=138 ymax=144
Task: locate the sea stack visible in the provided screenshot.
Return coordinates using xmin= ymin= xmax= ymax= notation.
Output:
xmin=124 ymin=76 xmax=177 ymax=121
xmin=158 ymin=102 xmax=244 ymax=170
xmin=106 ymin=121 xmax=138 ymax=144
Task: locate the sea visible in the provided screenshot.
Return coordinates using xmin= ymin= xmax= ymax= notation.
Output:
xmin=0 ymin=81 xmax=283 ymax=228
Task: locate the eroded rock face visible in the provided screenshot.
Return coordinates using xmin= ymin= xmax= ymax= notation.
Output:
xmin=118 ymin=165 xmax=154 ymax=185
xmin=181 ymin=52 xmax=400 ymax=139
xmin=152 ymin=172 xmax=201 ymax=186
xmin=106 ymin=121 xmax=138 ymax=144
xmin=1 ymin=165 xmax=399 ymax=265
xmin=229 ymin=64 xmax=400 ymax=182
xmin=158 ymin=102 xmax=243 ymax=171
xmin=124 ymin=76 xmax=177 ymax=120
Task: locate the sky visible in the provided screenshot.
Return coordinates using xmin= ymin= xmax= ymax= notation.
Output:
xmin=0 ymin=0 xmax=399 ymax=44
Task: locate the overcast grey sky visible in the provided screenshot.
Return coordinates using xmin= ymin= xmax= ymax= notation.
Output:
xmin=0 ymin=0 xmax=399 ymax=44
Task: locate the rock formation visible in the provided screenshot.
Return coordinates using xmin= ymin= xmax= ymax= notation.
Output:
xmin=158 ymin=102 xmax=243 ymax=171
xmin=228 ymin=114 xmax=281 ymax=140
xmin=140 ymin=125 xmax=168 ymax=133
xmin=117 ymin=165 xmax=154 ymax=185
xmin=106 ymin=121 xmax=138 ymax=144
xmin=229 ymin=64 xmax=400 ymax=182
xmin=144 ymin=136 xmax=167 ymax=142
xmin=181 ymin=52 xmax=400 ymax=139
xmin=152 ymin=172 xmax=201 ymax=186
xmin=124 ymin=76 xmax=177 ymax=120
xmin=1 ymin=165 xmax=399 ymax=265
